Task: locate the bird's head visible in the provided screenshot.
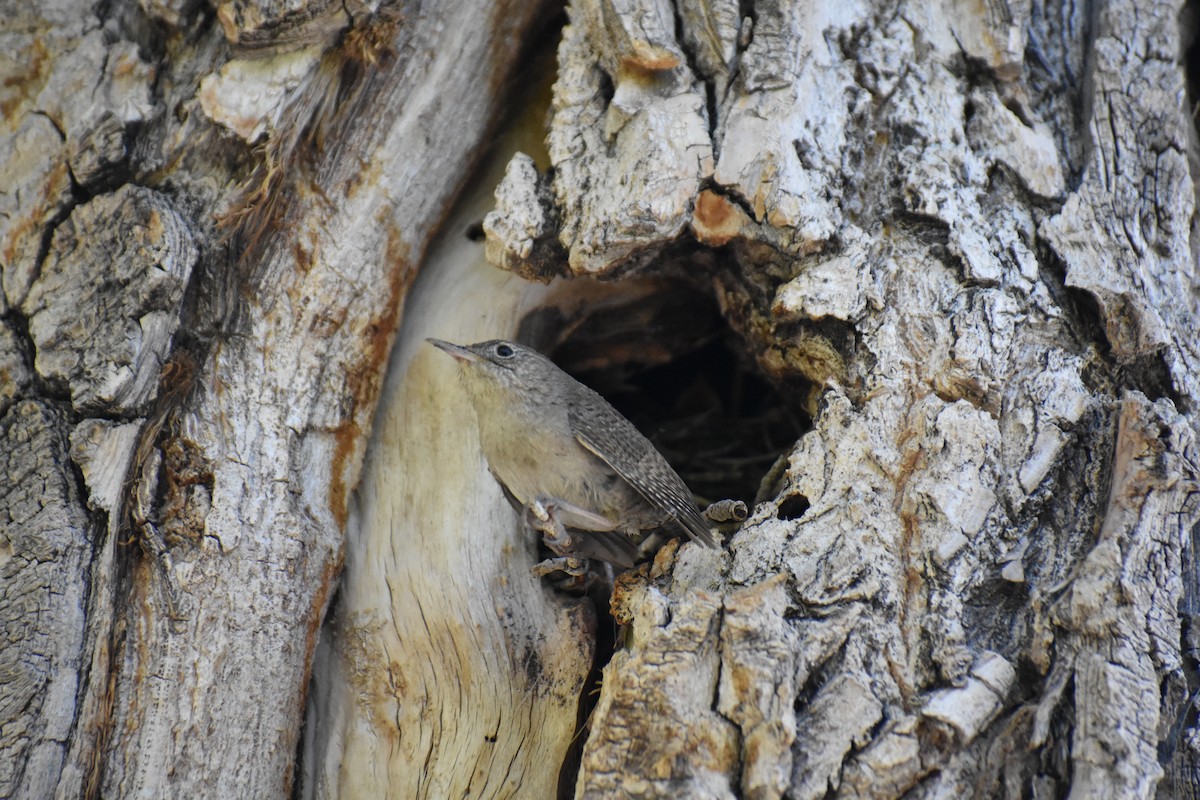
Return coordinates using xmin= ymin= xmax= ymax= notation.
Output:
xmin=426 ymin=338 xmax=556 ymax=399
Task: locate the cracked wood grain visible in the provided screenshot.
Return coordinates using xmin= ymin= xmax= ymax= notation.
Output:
xmin=1 ymin=0 xmax=553 ymax=798
xmin=0 ymin=402 xmax=93 ymax=800
xmin=478 ymin=0 xmax=1200 ymax=798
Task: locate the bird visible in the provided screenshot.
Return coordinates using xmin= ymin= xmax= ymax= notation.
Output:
xmin=427 ymin=338 xmax=718 ymax=569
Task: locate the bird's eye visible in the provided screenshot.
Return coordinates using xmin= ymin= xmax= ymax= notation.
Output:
xmin=495 ymin=343 xmax=515 ymax=358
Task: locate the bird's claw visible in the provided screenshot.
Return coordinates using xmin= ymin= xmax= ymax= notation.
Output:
xmin=531 ymin=557 xmax=593 ymax=592
xmin=523 ymin=497 xmax=620 ymax=590
xmin=527 ymin=497 xmax=552 ymax=525
xmin=530 ymin=556 xmax=589 ymax=578
xmin=524 ymin=499 xmax=572 ymax=553
xmin=524 ymin=495 xmax=616 ymax=555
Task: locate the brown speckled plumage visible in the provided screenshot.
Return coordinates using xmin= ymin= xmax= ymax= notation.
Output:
xmin=428 ymin=338 xmax=717 ymax=565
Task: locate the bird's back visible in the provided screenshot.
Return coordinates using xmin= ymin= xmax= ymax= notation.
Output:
xmin=565 ymin=380 xmax=717 ymax=547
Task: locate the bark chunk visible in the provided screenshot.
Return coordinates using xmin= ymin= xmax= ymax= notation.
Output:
xmin=0 ymin=402 xmax=91 ymax=800
xmin=547 ymin=1 xmax=714 ymax=274
xmin=22 ymin=185 xmax=199 ymax=414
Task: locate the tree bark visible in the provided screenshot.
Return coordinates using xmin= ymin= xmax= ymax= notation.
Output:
xmin=3 ymin=1 xmax=1198 ymax=800
xmin=389 ymin=0 xmax=1200 ymax=798
xmin=1 ymin=1 xmax=549 ymax=797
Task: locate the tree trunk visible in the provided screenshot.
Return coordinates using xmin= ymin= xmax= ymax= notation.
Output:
xmin=1 ymin=1 xmax=550 ymax=797
xmin=317 ymin=0 xmax=1200 ymax=798
xmin=3 ymin=1 xmax=1198 ymax=800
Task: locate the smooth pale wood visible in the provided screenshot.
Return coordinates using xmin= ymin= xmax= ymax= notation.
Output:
xmin=303 ymin=92 xmax=723 ymax=794
xmin=299 ymin=99 xmax=592 ymax=795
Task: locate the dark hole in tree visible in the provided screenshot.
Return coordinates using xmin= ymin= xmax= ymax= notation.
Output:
xmin=521 ymin=280 xmax=808 ymax=515
xmin=583 ymin=340 xmax=805 ymax=508
xmin=776 ymin=492 xmax=810 ymax=521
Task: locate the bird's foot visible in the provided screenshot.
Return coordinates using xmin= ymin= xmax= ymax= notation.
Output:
xmin=525 ymin=495 xmax=615 ymax=554
xmin=524 ymin=497 xmax=619 ymax=590
xmin=530 ymin=556 xmax=592 ymax=592
xmin=530 ymin=556 xmax=589 ymax=578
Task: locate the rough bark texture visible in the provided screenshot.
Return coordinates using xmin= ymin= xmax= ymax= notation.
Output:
xmin=5 ymin=0 xmax=1199 ymax=798
xmin=474 ymin=0 xmax=1200 ymax=798
xmin=1 ymin=0 xmax=548 ymax=797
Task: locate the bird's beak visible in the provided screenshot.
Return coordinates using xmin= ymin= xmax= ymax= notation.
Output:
xmin=426 ymin=338 xmax=479 ymax=363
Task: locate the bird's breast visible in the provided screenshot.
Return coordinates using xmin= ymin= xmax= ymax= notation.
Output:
xmin=489 ymin=433 xmax=580 ymax=497
xmin=473 ymin=402 xmax=587 ymax=500
xmin=467 ymin=384 xmax=663 ymax=533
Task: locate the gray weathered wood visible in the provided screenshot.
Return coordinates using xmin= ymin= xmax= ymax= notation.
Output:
xmin=1 ymin=0 xmax=550 ymax=797
xmin=481 ymin=0 xmax=1200 ymax=798
xmin=3 ymin=0 xmax=1197 ymax=797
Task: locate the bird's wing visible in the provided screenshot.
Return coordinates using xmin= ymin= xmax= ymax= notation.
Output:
xmin=568 ymin=387 xmax=718 ymax=548
xmin=491 ymin=470 xmax=525 ymax=511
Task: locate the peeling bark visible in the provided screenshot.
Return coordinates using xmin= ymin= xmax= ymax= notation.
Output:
xmin=1 ymin=0 xmax=550 ymax=797
xmin=3 ymin=0 xmax=1198 ymax=798
xmin=475 ymin=0 xmax=1200 ymax=798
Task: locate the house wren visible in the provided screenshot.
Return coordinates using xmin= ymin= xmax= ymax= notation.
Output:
xmin=427 ymin=338 xmax=718 ymax=567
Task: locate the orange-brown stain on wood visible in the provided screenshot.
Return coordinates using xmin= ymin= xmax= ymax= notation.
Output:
xmin=610 ymin=564 xmax=653 ymax=625
xmin=2 ymin=159 xmax=70 ymax=269
xmin=339 ymin=604 xmax=475 ymax=740
xmin=124 ymin=569 xmax=156 ymax=738
xmin=1 ymin=38 xmax=48 ymax=119
xmin=891 ymin=418 xmax=927 ymax=708
xmin=327 ymin=220 xmax=415 ymax=529
xmin=692 ymin=189 xmax=749 ymax=246
xmin=3 ymin=214 xmax=36 ymax=270
xmin=111 ymin=48 xmax=147 ymax=79
xmin=291 ymin=227 xmax=319 ymax=274
xmin=341 ymin=8 xmax=401 ymax=69
xmin=145 ymin=208 xmax=164 ymax=240
xmin=84 ymin=631 xmax=121 ymax=800
xmin=620 ymin=49 xmax=681 ymax=73
xmin=297 ymin=550 xmax=343 ymax=732
xmin=327 ymin=419 xmax=360 ymax=532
